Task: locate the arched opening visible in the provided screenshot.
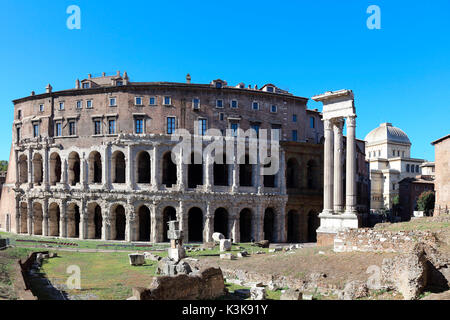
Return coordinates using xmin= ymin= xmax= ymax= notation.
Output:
xmin=20 ymin=202 xmax=28 ymax=234
xmin=286 ymin=158 xmax=299 ymax=188
xmin=188 ymin=207 xmax=203 ymax=243
xmin=112 ymin=151 xmax=126 ymax=184
xmin=32 ymin=153 xmax=43 ymax=185
xmin=88 ymin=151 xmax=102 ymax=184
xmin=113 ymin=205 xmax=126 ymax=240
xmin=33 ymin=202 xmax=43 ymax=236
xmin=49 ymin=203 xmax=60 ymax=237
xmin=67 ymin=203 xmax=80 ymax=238
xmin=214 ymin=153 xmax=229 ymax=186
xmin=263 ymin=159 xmax=276 ymax=188
xmin=68 ymin=152 xmax=81 ymax=186
xmin=162 ymin=152 xmax=177 ymax=187
xmin=214 ymin=208 xmax=228 ymax=238
xmin=264 ymin=208 xmax=276 ymax=242
xmin=239 ymin=208 xmax=253 ymax=242
xmin=18 ymin=155 xmax=28 ymax=184
xmin=188 ymin=152 xmax=203 ymax=188
xmin=162 ymin=206 xmax=177 ymax=242
xmin=239 ymin=155 xmax=253 ymax=187
xmin=307 ymin=211 xmax=320 ymax=242
xmin=287 ymin=210 xmax=301 ymax=243
xmin=50 ymin=153 xmax=62 ymax=186
xmin=138 ymin=205 xmax=151 ymax=242
xmin=88 ymin=203 xmax=102 ymax=239
xmin=137 ymin=151 xmax=151 ymax=184
xmin=307 ymin=160 xmax=319 ymax=189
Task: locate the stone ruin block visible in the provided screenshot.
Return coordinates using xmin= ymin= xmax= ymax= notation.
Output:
xmin=219 ymin=239 xmax=232 ymax=252
xmin=168 ymin=247 xmax=186 ymax=263
xmin=250 ymin=286 xmax=266 ymax=300
xmin=212 ymin=232 xmax=225 ymax=243
xmin=129 ymin=253 xmax=145 ymax=266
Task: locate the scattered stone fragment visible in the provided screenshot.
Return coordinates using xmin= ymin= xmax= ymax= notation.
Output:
xmin=251 ymin=286 xmax=266 ymax=300
xmin=281 ymin=289 xmax=303 ymax=300
xmin=212 ymin=232 xmax=225 ymax=243
xmin=253 ymin=240 xmax=270 ymax=248
xmin=220 ymin=239 xmax=232 ymax=252
xmin=220 ymin=253 xmax=235 ymax=260
xmin=234 ymin=289 xmax=251 ymax=299
xmin=339 ymin=281 xmax=369 ymax=300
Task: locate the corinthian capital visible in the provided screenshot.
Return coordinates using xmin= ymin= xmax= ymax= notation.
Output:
xmin=346 ymin=115 xmax=357 ymax=127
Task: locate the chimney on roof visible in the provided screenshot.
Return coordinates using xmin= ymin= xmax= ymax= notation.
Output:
xmin=31 ymin=91 xmax=35 ymax=96
xmin=88 ymin=74 xmax=92 ymax=79
xmin=46 ymin=84 xmax=52 ymax=93
xmin=254 ymin=85 xmax=258 ymax=90
xmin=102 ymin=72 xmax=106 ymax=77
xmin=117 ymin=70 xmax=121 ymax=77
xmin=75 ymin=79 xmax=80 ymax=89
xmin=186 ymin=74 xmax=191 ymax=84
xmin=123 ymin=71 xmax=128 ymax=80
xmin=248 ymin=85 xmax=252 ymax=89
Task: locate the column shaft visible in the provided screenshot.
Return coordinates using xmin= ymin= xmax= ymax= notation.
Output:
xmin=345 ymin=116 xmax=358 ymax=215
xmin=333 ymin=120 xmax=344 ymax=213
xmin=322 ymin=120 xmax=334 ymax=214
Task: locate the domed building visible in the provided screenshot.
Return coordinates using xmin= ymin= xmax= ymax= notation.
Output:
xmin=365 ymin=123 xmax=426 ymax=213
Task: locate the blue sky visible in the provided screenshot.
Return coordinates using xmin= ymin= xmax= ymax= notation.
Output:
xmin=0 ymin=0 xmax=448 ymax=161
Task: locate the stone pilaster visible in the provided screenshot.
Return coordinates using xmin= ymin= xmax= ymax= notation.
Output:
xmin=126 ymin=145 xmax=134 ymax=190
xmin=333 ymin=119 xmax=344 ymax=213
xmin=151 ymin=144 xmax=160 ymax=191
xmin=178 ymin=148 xmax=186 ymax=192
xmin=80 ymin=158 xmax=88 ymax=191
xmin=230 ymin=208 xmax=240 ymax=243
xmin=203 ymin=204 xmax=213 ymax=243
xmin=80 ymin=199 xmax=88 ymax=239
xmin=279 ymin=150 xmax=286 ymax=195
xmin=15 ymin=196 xmax=20 ymax=234
xmin=60 ymin=200 xmax=67 ymax=238
xmin=178 ymin=201 xmax=188 ymax=241
xmin=27 ymin=198 xmax=33 ymax=235
xmin=103 ymin=145 xmax=111 ymax=190
xmin=27 ymin=148 xmax=33 ymax=189
xmin=277 ymin=205 xmax=286 ymax=243
xmin=42 ymin=199 xmax=49 ymax=236
xmin=232 ymin=152 xmax=239 ymax=193
xmin=204 ymin=153 xmax=213 ymax=192
xmin=150 ymin=204 xmax=160 ymax=243
xmin=43 ymin=147 xmax=50 ymax=190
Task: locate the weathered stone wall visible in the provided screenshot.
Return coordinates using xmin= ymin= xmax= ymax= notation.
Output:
xmin=334 ymin=228 xmax=438 ymax=253
xmin=434 ymin=137 xmax=450 ymax=215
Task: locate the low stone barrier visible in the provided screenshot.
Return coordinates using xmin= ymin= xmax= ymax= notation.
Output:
xmin=333 ymin=229 xmax=438 ymax=253
xmin=131 ymin=267 xmax=225 ymax=300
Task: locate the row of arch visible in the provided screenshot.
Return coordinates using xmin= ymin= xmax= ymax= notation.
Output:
xmin=286 ymin=158 xmax=320 ymax=189
xmin=18 ymin=202 xmax=320 ymax=243
xmin=18 ymin=151 xmax=281 ymax=188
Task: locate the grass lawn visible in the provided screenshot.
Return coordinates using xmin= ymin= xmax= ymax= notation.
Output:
xmin=0 ymin=247 xmax=35 ymax=300
xmin=40 ymin=251 xmax=160 ymax=300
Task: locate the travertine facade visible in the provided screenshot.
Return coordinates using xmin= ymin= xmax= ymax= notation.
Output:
xmin=0 ymin=72 xmax=325 ymax=243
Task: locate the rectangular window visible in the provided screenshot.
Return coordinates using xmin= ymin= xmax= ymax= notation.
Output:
xmin=33 ymin=124 xmax=39 ymax=138
xmin=56 ymin=123 xmax=62 ymax=137
xmin=86 ymin=100 xmax=93 ymax=108
xmin=39 ymin=104 xmax=44 ymax=112
xmin=167 ymin=117 xmax=176 ymax=134
xmin=82 ymin=83 xmax=90 ymax=89
xmin=231 ymin=100 xmax=238 ymax=108
xmin=199 ymin=119 xmax=207 ymax=136
xmin=406 ymin=164 xmax=410 ymax=172
xmin=94 ymin=120 xmax=102 ymax=135
xmin=76 ymin=101 xmax=82 ymax=109
xmin=216 ymin=99 xmax=223 ymax=108
xmin=69 ymin=122 xmax=76 ymax=136
xmin=135 ymin=97 xmax=143 ymax=105
xmin=17 ymin=110 xmax=22 ymax=119
xmin=135 ymin=119 xmax=144 ymax=134
xmin=164 ymin=96 xmax=171 ymax=106
xmin=110 ymin=98 xmax=117 ymax=106
xmin=310 ymin=116 xmax=315 ymax=128
xmin=252 ymin=102 xmax=259 ymax=110
xmin=231 ymin=123 xmax=239 ymax=137
xmin=116 ymin=81 xmax=123 ymax=86
xmin=59 ymin=102 xmax=65 ymax=110
xmin=292 ymin=130 xmax=298 ymax=142
xmin=16 ymin=127 xmax=21 ymax=141
xmin=193 ymin=98 xmax=200 ymax=109
xmin=271 ymin=105 xmax=277 ymax=113
xmin=219 ymin=113 xmax=224 ymax=121
xmin=108 ymin=120 xmax=116 ymax=134
xmin=149 ymin=96 xmax=156 ymax=105
xmin=293 ymin=114 xmax=297 ymax=123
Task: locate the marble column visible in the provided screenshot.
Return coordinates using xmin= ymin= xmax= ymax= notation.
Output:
xmin=333 ymin=119 xmax=344 ymax=213
xmin=345 ymin=115 xmax=358 ymax=215
xmin=322 ymin=119 xmax=334 ymax=215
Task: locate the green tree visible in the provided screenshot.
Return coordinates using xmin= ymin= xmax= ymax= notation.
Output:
xmin=0 ymin=160 xmax=8 ymax=171
xmin=417 ymin=191 xmax=435 ymax=216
